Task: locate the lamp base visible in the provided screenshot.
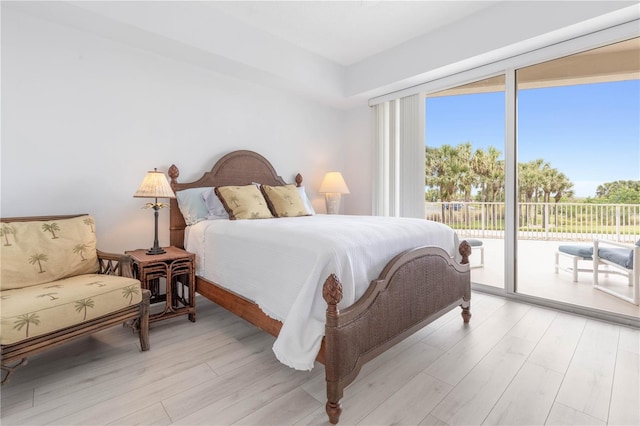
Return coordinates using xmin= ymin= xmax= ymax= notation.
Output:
xmin=146 ymin=246 xmax=166 ymax=255
xmin=325 ymin=193 xmax=342 ymax=215
xmin=146 ymin=203 xmax=166 ymax=255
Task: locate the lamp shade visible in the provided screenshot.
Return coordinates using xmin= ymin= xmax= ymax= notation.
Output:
xmin=318 ymin=172 xmax=350 ymax=194
xmin=134 ymin=169 xmax=175 ymax=199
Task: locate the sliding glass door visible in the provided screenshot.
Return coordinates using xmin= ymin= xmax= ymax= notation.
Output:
xmin=423 ymin=37 xmax=639 ymax=320
xmin=425 ymin=75 xmax=505 ymax=289
xmin=515 ymin=38 xmax=640 ymax=317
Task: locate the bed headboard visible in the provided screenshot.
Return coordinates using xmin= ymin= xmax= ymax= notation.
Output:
xmin=168 ymin=150 xmax=302 ymax=248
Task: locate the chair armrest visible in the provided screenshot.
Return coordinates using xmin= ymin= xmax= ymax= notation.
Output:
xmin=97 ymin=250 xmax=135 ymax=278
xmin=594 ymin=239 xmax=635 ymax=250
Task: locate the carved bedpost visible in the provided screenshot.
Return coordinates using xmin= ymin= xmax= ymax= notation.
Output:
xmin=459 ymin=240 xmax=472 ymax=324
xmin=458 ymin=240 xmax=472 ymax=265
xmin=168 ymin=164 xmax=179 ymax=185
xmin=295 ymin=173 xmax=303 ymax=187
xmin=322 ymin=274 xmax=343 ymax=424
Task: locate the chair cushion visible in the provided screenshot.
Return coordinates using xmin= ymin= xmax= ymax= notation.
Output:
xmin=598 ymin=247 xmax=632 ymax=269
xmin=558 ymin=245 xmax=593 ymax=259
xmin=0 ymin=215 xmax=99 ymax=290
xmin=0 ymin=274 xmax=142 ymax=345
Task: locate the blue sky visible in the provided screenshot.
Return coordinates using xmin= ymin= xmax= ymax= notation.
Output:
xmin=425 ymin=80 xmax=640 ymax=198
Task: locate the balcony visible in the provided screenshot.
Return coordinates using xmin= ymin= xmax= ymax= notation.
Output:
xmin=427 ymin=201 xmax=639 ymax=243
xmin=426 ymin=202 xmax=640 ymax=320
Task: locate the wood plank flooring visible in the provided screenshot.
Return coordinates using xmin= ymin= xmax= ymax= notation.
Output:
xmin=1 ymin=292 xmax=638 ymax=426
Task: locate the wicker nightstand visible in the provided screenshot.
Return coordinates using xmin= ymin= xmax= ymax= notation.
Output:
xmin=125 ymin=246 xmax=196 ymax=323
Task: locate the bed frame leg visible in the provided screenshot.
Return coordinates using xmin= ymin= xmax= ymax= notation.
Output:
xmin=326 ymin=400 xmax=342 ymax=424
xmin=459 ymin=240 xmax=472 ymax=325
xmin=323 ymin=274 xmax=344 ymax=424
xmin=461 ymin=306 xmax=471 ymax=323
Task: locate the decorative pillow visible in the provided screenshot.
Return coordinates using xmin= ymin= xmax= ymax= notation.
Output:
xmin=0 ymin=215 xmax=99 ymax=290
xmin=175 ymin=187 xmax=213 ymax=225
xmin=261 ymin=184 xmax=309 ymax=218
xmin=201 ymin=189 xmax=229 ymax=220
xmin=215 ymin=185 xmax=274 ymax=220
xmin=297 ymin=186 xmax=316 ymax=215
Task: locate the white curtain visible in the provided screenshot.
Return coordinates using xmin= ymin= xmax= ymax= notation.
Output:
xmin=372 ymin=93 xmax=425 ymax=218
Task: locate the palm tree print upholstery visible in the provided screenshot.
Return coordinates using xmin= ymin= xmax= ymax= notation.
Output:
xmin=12 ymin=312 xmax=40 ymax=338
xmin=1 ymin=215 xmax=99 ymax=290
xmin=41 ymin=222 xmax=60 ymax=239
xmin=215 ymin=185 xmax=274 ymax=220
xmin=1 ymin=224 xmax=15 ymax=246
xmin=261 ymin=184 xmax=309 ymax=218
xmin=1 ymin=273 xmax=142 ymax=345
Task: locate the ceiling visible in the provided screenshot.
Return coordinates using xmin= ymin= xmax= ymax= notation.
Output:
xmin=203 ymin=1 xmax=502 ymax=66
xmin=7 ymin=1 xmax=636 ymax=107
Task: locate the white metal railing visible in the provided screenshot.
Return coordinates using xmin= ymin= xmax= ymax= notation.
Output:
xmin=425 ymin=202 xmax=640 ymax=243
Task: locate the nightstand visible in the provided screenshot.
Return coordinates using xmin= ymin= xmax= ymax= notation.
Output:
xmin=125 ymin=246 xmax=196 ymax=323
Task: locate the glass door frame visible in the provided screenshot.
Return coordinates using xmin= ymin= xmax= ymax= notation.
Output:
xmin=420 ymin=19 xmax=639 ymax=327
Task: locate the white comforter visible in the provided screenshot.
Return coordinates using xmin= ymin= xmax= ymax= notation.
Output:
xmin=185 ymin=215 xmax=459 ymax=370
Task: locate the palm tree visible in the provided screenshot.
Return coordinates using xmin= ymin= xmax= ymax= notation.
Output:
xmin=122 ymin=285 xmax=140 ymax=305
xmin=73 ymin=243 xmax=90 ymax=261
xmin=471 ymin=148 xmax=490 ymax=202
xmin=13 ymin=313 xmax=40 ymax=338
xmin=553 ymin=174 xmax=574 ymax=203
xmin=541 ymin=164 xmax=563 ymax=204
xmin=518 ymin=162 xmax=532 ymax=226
xmin=443 ymin=143 xmax=474 ymax=226
xmin=284 ymin=194 xmax=293 ymax=205
xmin=470 ymin=146 xmax=503 ymax=202
xmin=28 ymin=253 xmax=48 ymax=273
xmin=42 ymin=222 xmax=60 ymax=239
xmin=37 ymin=293 xmax=59 ymax=301
xmin=83 ymin=217 xmax=95 ymax=233
xmin=75 ymin=298 xmax=95 ymax=320
xmin=487 ymin=159 xmax=505 ymax=227
xmin=44 ymin=284 xmax=63 ymax=289
xmin=518 ymin=159 xmax=546 ymax=227
xmin=252 ymin=194 xmax=264 ymax=205
xmin=454 ymin=143 xmax=474 ymax=201
xmin=426 ymin=144 xmax=462 ymax=221
xmin=541 ymin=169 xmax=573 ymax=230
xmin=0 ymin=224 xmax=15 ymax=246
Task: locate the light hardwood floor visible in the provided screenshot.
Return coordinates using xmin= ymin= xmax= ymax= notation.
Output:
xmin=1 ymin=292 xmax=638 ymax=426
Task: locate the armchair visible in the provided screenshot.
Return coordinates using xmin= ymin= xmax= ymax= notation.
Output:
xmin=593 ymin=239 xmax=639 ymax=305
xmin=1 ymin=214 xmax=150 ymax=383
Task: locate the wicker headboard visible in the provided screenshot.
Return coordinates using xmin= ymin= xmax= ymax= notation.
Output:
xmin=168 ymin=150 xmax=302 ymax=248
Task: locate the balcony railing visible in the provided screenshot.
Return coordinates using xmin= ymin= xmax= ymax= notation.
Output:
xmin=426 ymin=202 xmax=640 ymax=243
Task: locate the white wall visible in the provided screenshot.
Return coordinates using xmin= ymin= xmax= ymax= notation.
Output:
xmin=340 ymin=106 xmax=373 ymax=216
xmin=0 ymin=8 xmax=349 ymax=252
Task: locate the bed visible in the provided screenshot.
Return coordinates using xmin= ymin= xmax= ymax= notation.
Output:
xmin=168 ymin=150 xmax=471 ymax=424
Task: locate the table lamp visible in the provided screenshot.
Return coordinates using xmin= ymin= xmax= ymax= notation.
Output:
xmin=134 ymin=168 xmax=175 ymax=255
xmin=318 ymin=171 xmax=350 ymax=215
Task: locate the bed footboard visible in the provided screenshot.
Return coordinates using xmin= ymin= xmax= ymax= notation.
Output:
xmin=322 ymin=241 xmax=472 ymax=424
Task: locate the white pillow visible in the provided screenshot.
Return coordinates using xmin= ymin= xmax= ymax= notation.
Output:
xmin=297 ymin=186 xmax=315 ymax=215
xmin=201 ymin=188 xmax=229 ymax=220
xmin=175 ymin=187 xmax=213 ymax=225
